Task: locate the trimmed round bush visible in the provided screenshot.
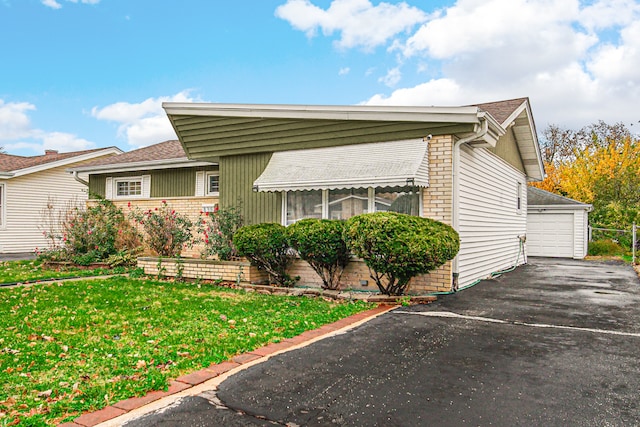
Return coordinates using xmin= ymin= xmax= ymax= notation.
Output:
xmin=233 ymin=223 xmax=297 ymax=287
xmin=287 ymin=218 xmax=350 ymax=290
xmin=344 ymin=212 xmax=460 ymax=295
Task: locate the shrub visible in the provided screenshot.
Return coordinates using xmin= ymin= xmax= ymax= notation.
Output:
xmin=233 ymin=223 xmax=297 ymax=287
xmin=344 ymin=212 xmax=460 ymax=296
xmin=198 ymin=206 xmax=244 ymax=260
xmin=588 ymin=239 xmax=625 ymax=256
xmin=287 ymin=218 xmax=350 ymax=290
xmin=39 ymin=198 xmax=141 ymax=264
xmin=130 ymin=201 xmax=195 ymax=257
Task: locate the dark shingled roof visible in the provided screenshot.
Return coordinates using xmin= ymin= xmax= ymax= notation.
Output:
xmin=527 ymin=186 xmax=590 ymax=206
xmin=473 ymin=98 xmax=528 ymax=125
xmin=78 ymin=140 xmax=186 ymax=168
xmin=0 ymin=147 xmax=114 ymax=173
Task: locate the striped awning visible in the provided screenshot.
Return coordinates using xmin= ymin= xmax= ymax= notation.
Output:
xmin=253 ymin=139 xmax=429 ymax=192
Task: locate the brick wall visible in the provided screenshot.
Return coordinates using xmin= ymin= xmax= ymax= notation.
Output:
xmin=89 ymin=196 xmax=218 ymax=258
xmin=137 ymin=257 xmax=267 ymax=284
xmin=290 ymin=258 xmax=452 ymax=294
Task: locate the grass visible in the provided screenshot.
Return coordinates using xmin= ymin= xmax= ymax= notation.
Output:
xmin=0 ymin=276 xmax=373 ymax=426
xmin=0 ymin=260 xmax=119 ymax=285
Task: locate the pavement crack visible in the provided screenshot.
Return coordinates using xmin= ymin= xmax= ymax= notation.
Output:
xmin=199 ymin=390 xmax=289 ymax=426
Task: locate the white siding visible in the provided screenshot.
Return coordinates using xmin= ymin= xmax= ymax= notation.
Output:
xmin=0 ymin=164 xmax=89 ymax=253
xmin=457 ymin=145 xmax=527 ymax=287
xmin=575 ymin=209 xmax=588 ymax=259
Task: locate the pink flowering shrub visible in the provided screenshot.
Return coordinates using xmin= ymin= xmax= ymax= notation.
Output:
xmin=197 ymin=205 xmax=244 ymax=261
xmin=129 ymin=201 xmax=195 ymax=257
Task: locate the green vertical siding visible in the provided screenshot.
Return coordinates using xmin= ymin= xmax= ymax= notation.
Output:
xmin=88 ymin=167 xmax=218 ymax=199
xmin=89 ymin=175 xmax=106 ymax=199
xmin=151 ymin=169 xmax=196 ymax=198
xmin=220 ymin=153 xmax=281 ymax=225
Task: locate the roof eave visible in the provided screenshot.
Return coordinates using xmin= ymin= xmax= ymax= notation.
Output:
xmin=163 ymin=102 xmax=483 ymax=124
xmin=70 ymin=158 xmax=217 ymax=174
xmin=9 ymin=147 xmax=123 ymax=178
xmin=528 ymin=204 xmax=593 ymax=212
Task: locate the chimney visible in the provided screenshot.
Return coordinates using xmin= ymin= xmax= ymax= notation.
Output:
xmin=45 ymin=149 xmax=58 ymax=156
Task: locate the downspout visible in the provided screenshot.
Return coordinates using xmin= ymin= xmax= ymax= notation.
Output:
xmin=451 ymin=115 xmax=489 ymax=291
xmin=71 ymin=171 xmax=89 ymax=186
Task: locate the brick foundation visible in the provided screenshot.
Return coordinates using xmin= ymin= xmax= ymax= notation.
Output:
xmin=137 ymin=257 xmax=268 ymax=284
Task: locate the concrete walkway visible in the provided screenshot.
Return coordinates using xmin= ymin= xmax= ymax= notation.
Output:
xmin=103 ymin=257 xmax=640 ymax=427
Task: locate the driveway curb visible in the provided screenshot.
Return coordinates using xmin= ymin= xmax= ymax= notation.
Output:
xmin=57 ymin=304 xmax=396 ymax=427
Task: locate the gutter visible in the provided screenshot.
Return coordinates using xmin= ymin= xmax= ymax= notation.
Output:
xmin=450 ymin=116 xmax=489 ymax=291
xmin=71 ymin=171 xmax=89 ymax=186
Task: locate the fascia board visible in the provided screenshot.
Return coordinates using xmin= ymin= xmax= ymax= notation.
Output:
xmin=10 ymin=147 xmax=123 ymax=178
xmin=69 ymin=158 xmax=217 ymax=174
xmin=163 ymin=102 xmax=482 ymax=124
xmin=528 ymin=204 xmax=593 ymax=212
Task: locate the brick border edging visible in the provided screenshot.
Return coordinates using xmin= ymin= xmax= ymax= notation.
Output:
xmin=57 ymin=305 xmax=395 ymax=427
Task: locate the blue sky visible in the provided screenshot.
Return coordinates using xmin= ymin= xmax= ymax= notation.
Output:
xmin=1 ymin=0 xmax=640 ymax=155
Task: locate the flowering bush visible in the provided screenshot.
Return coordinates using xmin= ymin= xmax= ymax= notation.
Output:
xmin=198 ymin=206 xmax=244 ymax=261
xmin=130 ymin=201 xmax=195 ymax=257
xmin=39 ymin=198 xmax=141 ymax=265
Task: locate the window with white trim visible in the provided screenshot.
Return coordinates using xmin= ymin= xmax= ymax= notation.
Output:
xmin=0 ymin=183 xmax=4 ymax=227
xmin=284 ymin=186 xmax=421 ymax=225
xmin=115 ymin=177 xmax=142 ymax=198
xmin=206 ymin=172 xmax=220 ymax=195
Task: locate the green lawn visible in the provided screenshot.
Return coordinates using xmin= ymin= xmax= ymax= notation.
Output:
xmin=0 ymin=277 xmax=372 ymax=426
xmin=0 ymin=260 xmax=119 ymax=285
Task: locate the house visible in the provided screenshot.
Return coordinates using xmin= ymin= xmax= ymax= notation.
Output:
xmin=70 ymin=140 xmax=219 ymax=257
xmin=0 ymin=147 xmax=122 ymax=254
xmin=155 ymin=98 xmax=545 ymax=293
xmin=526 ymin=186 xmax=592 ymax=259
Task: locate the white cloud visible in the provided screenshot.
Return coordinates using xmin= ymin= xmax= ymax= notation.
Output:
xmin=0 ymin=99 xmax=96 ymax=154
xmin=91 ymin=91 xmax=199 ymax=148
xmin=275 ymin=0 xmax=428 ymax=50
xmin=378 ymin=67 xmax=402 ymax=87
xmin=0 ymin=100 xmax=36 ymax=141
xmin=356 ymin=0 xmax=640 ymax=130
xmin=41 ymin=0 xmax=62 ymax=9
xmin=338 ymin=67 xmax=350 ymax=76
xmin=42 ymin=0 xmax=100 ymax=8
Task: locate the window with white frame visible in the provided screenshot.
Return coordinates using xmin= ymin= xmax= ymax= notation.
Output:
xmin=206 ymin=172 xmax=220 ymax=195
xmin=115 ymin=177 xmax=142 ymax=197
xmin=0 ymin=183 xmax=4 ymax=227
xmin=284 ymin=186 xmax=421 ymax=225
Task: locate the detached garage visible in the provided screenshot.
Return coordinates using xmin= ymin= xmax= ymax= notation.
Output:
xmin=527 ymin=187 xmax=592 ymax=259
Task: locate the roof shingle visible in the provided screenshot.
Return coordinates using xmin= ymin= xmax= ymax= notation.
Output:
xmin=78 ymin=140 xmax=186 ymax=168
xmin=0 ymin=147 xmax=115 ymax=173
xmin=473 ymin=98 xmax=528 ymax=125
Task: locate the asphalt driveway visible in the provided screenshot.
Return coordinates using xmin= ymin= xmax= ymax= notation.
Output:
xmin=124 ymin=257 xmax=640 ymax=426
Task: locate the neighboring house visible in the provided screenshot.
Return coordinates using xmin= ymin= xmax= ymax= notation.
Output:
xmin=157 ymin=98 xmax=545 ymax=293
xmin=0 ymin=147 xmax=122 ymax=254
xmin=70 ymin=140 xmax=219 ymax=257
xmin=526 ymin=186 xmax=592 ymax=259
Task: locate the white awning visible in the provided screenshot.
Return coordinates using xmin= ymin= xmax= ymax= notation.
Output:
xmin=253 ymin=139 xmax=429 ymax=192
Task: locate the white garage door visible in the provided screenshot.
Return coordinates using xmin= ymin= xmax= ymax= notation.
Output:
xmin=527 ymin=213 xmax=574 ymax=257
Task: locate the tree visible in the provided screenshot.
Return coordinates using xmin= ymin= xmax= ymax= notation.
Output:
xmin=532 ymin=121 xmax=640 ymax=249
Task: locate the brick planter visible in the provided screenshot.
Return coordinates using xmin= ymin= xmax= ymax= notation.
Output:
xmin=137 ymin=257 xmax=267 ymax=284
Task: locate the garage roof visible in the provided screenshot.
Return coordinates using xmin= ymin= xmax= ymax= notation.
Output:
xmin=527 ymin=187 xmax=592 ymax=210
